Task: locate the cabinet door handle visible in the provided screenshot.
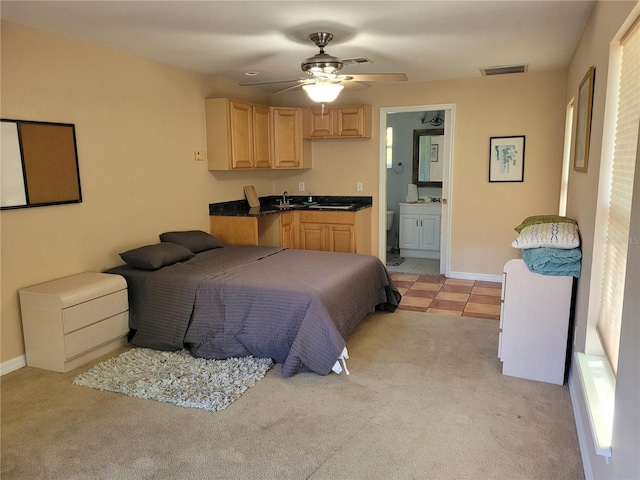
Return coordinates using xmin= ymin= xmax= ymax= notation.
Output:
xmin=416 ymin=219 xmax=419 ymax=227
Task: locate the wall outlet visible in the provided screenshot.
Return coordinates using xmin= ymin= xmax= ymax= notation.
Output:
xmin=356 ymin=182 xmax=363 ymax=192
xmin=194 ymin=150 xmax=205 ymax=161
xmin=298 ymin=182 xmax=305 ymax=192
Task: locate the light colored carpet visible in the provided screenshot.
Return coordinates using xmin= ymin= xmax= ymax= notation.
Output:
xmin=73 ymin=348 xmax=273 ymax=412
xmin=1 ymin=311 xmax=584 ymax=480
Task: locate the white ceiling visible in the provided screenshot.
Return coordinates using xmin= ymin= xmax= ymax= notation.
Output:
xmin=1 ymin=1 xmax=596 ymax=91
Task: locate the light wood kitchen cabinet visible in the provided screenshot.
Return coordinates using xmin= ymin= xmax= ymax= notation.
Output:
xmin=297 ymin=210 xmax=371 ymax=254
xmin=209 ymin=213 xmax=286 ymax=247
xmin=299 ymin=222 xmax=355 ymax=253
xmin=210 ymin=207 xmax=372 ymax=254
xmin=271 ymin=107 xmax=311 ymax=169
xmin=304 ymin=105 xmax=372 ymax=139
xmin=279 ymin=212 xmax=295 ymax=248
xmin=205 ymin=98 xmax=272 ymax=170
xmin=209 ymin=216 xmax=260 ymax=245
xmin=252 ymin=104 xmax=273 ymax=168
xmin=306 ymin=107 xmax=335 ymax=137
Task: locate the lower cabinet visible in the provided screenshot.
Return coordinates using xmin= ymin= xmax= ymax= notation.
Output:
xmin=209 ymin=208 xmax=371 ymax=254
xmin=297 ymin=210 xmax=369 ymax=254
xmin=209 ymin=216 xmax=260 ymax=246
xmin=399 ymin=203 xmax=441 ymax=259
xmin=499 ymin=259 xmax=573 ymax=385
xmin=298 ymin=219 xmax=354 ymax=253
xmin=279 ymin=212 xmax=295 ymax=248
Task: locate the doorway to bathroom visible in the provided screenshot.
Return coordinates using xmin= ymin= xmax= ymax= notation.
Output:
xmin=378 ymin=104 xmax=455 ymax=277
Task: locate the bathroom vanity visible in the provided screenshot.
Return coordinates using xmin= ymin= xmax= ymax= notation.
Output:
xmin=399 ymin=202 xmax=441 ymax=259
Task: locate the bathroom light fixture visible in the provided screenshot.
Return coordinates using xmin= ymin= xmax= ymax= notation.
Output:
xmin=420 ymin=113 xmax=443 ymax=126
xmin=302 ymin=80 xmax=344 ymax=103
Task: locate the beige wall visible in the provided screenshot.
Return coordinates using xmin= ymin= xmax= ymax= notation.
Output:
xmin=2 ymin=19 xmax=568 ymax=365
xmin=0 ymin=21 xmax=274 ymax=363
xmin=562 ymin=2 xmax=639 ymax=479
xmin=276 ymin=71 xmax=569 ymax=274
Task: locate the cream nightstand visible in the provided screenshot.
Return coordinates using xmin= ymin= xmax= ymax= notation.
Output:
xmin=19 ymin=272 xmax=129 ymax=372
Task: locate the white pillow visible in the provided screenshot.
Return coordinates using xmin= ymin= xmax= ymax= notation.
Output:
xmin=511 ymin=222 xmax=580 ymax=249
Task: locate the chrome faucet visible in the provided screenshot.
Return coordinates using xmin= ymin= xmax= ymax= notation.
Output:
xmin=282 ymin=191 xmax=289 ymax=205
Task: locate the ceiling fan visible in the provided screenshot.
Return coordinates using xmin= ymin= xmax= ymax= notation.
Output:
xmin=241 ymin=32 xmax=408 ymax=103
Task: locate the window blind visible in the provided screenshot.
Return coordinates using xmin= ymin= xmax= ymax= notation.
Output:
xmin=597 ymin=19 xmax=640 ymax=374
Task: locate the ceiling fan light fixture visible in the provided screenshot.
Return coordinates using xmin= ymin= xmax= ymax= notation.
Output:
xmin=301 ymin=54 xmax=344 ymax=76
xmin=302 ymin=82 xmax=344 ymax=103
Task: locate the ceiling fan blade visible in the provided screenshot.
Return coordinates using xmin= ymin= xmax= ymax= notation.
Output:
xmin=342 ymin=73 xmax=408 ymax=83
xmin=341 ymin=81 xmax=371 ymax=90
xmin=273 ymin=83 xmax=308 ymax=94
xmin=239 ymin=79 xmax=302 ymax=87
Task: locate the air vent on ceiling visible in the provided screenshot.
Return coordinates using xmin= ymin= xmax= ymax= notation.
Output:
xmin=480 ymin=64 xmax=529 ymax=76
xmin=341 ymin=57 xmax=373 ymax=66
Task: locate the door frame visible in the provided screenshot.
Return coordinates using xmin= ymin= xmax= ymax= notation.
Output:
xmin=379 ymin=103 xmax=456 ymax=276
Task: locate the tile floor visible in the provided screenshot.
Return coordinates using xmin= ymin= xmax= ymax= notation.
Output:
xmin=391 ymin=272 xmax=502 ymax=321
xmin=386 ymin=256 xmax=441 ymax=276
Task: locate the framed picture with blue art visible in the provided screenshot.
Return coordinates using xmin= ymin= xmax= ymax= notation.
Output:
xmin=489 ymin=135 xmax=525 ymax=182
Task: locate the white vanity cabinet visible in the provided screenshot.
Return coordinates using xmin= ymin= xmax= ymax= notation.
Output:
xmin=499 ymin=259 xmax=573 ymax=385
xmin=399 ymin=203 xmax=441 ymax=259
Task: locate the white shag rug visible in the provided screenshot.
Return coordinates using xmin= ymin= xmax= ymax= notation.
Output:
xmin=73 ymin=348 xmax=274 ymax=412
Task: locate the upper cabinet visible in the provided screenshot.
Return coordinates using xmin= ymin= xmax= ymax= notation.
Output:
xmin=205 ymin=99 xmax=370 ymax=171
xmin=206 ymin=98 xmax=272 ymax=170
xmin=251 ymin=104 xmax=273 ymax=169
xmin=304 ymin=105 xmax=372 ymax=139
xmin=206 ymin=98 xmax=310 ymax=171
xmin=271 ymin=107 xmax=311 ymax=169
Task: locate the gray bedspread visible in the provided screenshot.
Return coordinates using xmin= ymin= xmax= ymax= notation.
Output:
xmin=111 ymin=246 xmax=400 ymax=377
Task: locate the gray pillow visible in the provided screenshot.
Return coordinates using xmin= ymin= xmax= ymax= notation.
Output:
xmin=119 ymin=243 xmax=194 ymax=270
xmin=159 ymin=230 xmax=223 ymax=253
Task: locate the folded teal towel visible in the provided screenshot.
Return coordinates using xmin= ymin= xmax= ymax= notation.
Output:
xmin=522 ymin=247 xmax=582 ymax=277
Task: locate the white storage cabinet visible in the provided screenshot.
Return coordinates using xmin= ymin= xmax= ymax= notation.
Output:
xmin=399 ymin=203 xmax=441 ymax=259
xmin=499 ymin=259 xmax=573 ymax=385
xmin=19 ymin=272 xmax=129 ymax=372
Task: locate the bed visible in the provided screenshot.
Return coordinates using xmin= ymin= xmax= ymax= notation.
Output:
xmin=106 ymin=231 xmax=401 ymax=377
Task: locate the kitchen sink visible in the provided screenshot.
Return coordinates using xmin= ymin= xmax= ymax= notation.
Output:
xmin=270 ymin=204 xmax=304 ymax=210
xmin=307 ymin=204 xmax=356 ymax=210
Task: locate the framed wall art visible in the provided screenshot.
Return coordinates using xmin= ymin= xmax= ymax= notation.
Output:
xmin=573 ymin=66 xmax=595 ymax=173
xmin=1 ymin=119 xmax=82 ymax=210
xmin=489 ymin=135 xmax=525 ymax=182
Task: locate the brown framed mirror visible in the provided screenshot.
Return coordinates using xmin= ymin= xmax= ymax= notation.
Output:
xmin=412 ymin=128 xmax=444 ymax=187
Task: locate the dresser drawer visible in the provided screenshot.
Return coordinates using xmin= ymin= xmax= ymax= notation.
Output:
xmin=65 ymin=311 xmax=129 ymax=359
xmin=63 ymin=289 xmax=128 ymax=333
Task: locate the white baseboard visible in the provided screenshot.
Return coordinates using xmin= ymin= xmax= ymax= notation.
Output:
xmin=447 ymin=271 xmax=503 ymax=283
xmin=1 ymin=355 xmax=26 ymax=376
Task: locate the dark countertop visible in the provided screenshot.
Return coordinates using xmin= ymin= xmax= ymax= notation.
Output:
xmin=209 ymin=195 xmax=372 ymax=217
